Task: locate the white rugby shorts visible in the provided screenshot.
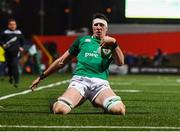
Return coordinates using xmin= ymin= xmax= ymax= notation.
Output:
xmin=68 ymin=75 xmax=110 ymax=101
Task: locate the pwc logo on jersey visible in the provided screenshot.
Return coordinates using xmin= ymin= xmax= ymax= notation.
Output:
xmin=85 ymin=52 xmax=98 ymax=58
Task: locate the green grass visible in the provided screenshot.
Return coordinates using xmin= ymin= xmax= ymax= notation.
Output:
xmin=0 ymin=74 xmax=180 ymax=131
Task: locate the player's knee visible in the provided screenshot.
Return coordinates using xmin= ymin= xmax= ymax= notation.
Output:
xmin=53 ymin=97 xmax=73 ymax=114
xmin=53 ymin=101 xmax=70 ymax=114
xmin=103 ymin=96 xmax=125 ymax=115
xmin=109 ymin=103 xmax=126 ymax=115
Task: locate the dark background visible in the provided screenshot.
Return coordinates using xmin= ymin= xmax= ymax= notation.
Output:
xmin=0 ymin=0 xmax=179 ymax=36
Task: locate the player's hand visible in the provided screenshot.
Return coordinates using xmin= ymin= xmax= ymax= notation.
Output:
xmin=2 ymin=44 xmax=8 ymax=49
xmin=100 ymin=36 xmax=116 ymax=47
xmin=19 ymin=47 xmax=24 ymax=52
xmin=29 ymin=77 xmax=41 ymax=91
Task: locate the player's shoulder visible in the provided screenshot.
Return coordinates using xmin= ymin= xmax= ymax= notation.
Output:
xmin=4 ymin=29 xmax=22 ymax=34
xmin=72 ymin=36 xmax=92 ymax=47
xmin=78 ymin=35 xmax=93 ymax=43
xmin=77 ymin=35 xmax=91 ymax=40
xmin=16 ymin=29 xmax=22 ymax=34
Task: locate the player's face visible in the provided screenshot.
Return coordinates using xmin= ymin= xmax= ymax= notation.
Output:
xmin=8 ymin=21 xmax=17 ymax=31
xmin=92 ymin=23 xmax=107 ymax=39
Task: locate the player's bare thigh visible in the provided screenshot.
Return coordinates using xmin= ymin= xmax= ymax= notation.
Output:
xmin=93 ymin=88 xmax=126 ymax=115
xmin=53 ymin=87 xmax=84 ymax=114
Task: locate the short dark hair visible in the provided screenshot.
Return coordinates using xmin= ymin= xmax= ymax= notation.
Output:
xmin=8 ymin=18 xmax=16 ymax=24
xmin=92 ymin=13 xmax=109 ymax=23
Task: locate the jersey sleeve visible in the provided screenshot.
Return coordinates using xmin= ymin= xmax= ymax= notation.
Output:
xmin=68 ymin=37 xmax=81 ymax=56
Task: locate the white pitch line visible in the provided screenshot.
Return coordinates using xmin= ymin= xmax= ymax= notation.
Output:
xmin=140 ymin=83 xmax=179 ymax=86
xmin=176 ymin=79 xmax=180 ymax=83
xmin=114 ymin=89 xmax=180 ymax=94
xmin=114 ymin=90 xmax=141 ymax=93
xmin=110 ymin=82 xmax=180 ymax=86
xmin=0 ymin=80 xmax=70 ymax=101
xmin=110 ymin=82 xmax=132 ymax=85
xmin=0 ymin=125 xmax=180 ymax=130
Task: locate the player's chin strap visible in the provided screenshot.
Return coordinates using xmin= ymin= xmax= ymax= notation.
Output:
xmin=103 ymin=96 xmax=122 ymax=111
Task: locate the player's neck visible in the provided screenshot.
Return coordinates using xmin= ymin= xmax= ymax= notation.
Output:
xmin=92 ymin=35 xmax=104 ymax=40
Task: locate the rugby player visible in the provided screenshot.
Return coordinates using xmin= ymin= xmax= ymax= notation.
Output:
xmin=30 ymin=13 xmax=126 ymax=115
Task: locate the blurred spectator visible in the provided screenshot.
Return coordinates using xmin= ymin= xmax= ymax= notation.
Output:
xmin=139 ymin=55 xmax=151 ymax=66
xmin=109 ymin=63 xmax=128 ymax=75
xmin=153 ymin=48 xmax=168 ymax=66
xmin=125 ymin=52 xmax=137 ymax=66
xmin=22 ymin=39 xmax=42 ymax=75
xmin=0 ymin=18 xmax=25 ymax=88
xmin=66 ymin=27 xmax=89 ymax=36
xmin=44 ymin=41 xmax=60 ymax=60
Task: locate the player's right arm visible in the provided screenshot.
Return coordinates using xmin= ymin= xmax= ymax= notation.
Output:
xmin=29 ymin=50 xmax=74 ymax=91
xmin=30 ymin=37 xmax=81 ymax=91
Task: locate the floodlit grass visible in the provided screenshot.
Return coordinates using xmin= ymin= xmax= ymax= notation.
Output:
xmin=0 ymin=74 xmax=180 ymax=131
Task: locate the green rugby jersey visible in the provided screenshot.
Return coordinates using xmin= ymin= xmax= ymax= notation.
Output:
xmin=69 ymin=36 xmax=113 ymax=80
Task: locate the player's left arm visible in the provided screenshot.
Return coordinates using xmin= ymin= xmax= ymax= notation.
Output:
xmin=112 ymin=46 xmax=124 ymax=66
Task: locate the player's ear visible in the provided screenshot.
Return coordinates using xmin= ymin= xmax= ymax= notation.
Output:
xmin=105 ymin=26 xmax=108 ymax=32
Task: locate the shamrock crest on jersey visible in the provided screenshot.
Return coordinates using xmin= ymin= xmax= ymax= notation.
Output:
xmin=98 ymin=46 xmax=112 ymax=58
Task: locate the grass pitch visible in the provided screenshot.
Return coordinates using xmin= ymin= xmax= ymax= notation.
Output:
xmin=0 ymin=74 xmax=180 ymax=131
